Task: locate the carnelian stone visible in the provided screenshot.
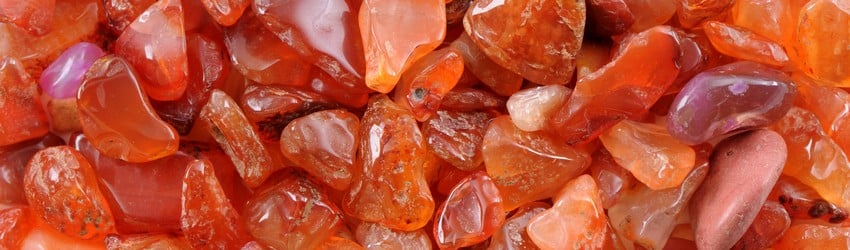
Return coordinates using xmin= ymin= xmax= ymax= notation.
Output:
xmin=623 ymin=0 xmax=677 ymax=31
xmin=703 ymin=21 xmax=789 ymax=67
xmin=200 ymin=89 xmax=277 ymax=188
xmin=773 ymin=224 xmax=850 ymax=249
xmin=526 ymin=175 xmax=607 ymax=250
xmin=507 ymin=85 xmax=571 ymax=132
xmin=440 ymin=87 xmax=506 ymax=111
xmin=769 ymin=176 xmax=849 ymax=224
xmin=731 ymin=201 xmax=789 ymax=250
xmin=575 ymin=40 xmax=611 ymax=79
xmin=103 ymin=0 xmax=155 ymax=34
xmin=181 ymin=159 xmax=253 ymax=249
xmin=19 ymin=225 xmax=105 ymax=250
xmin=224 ymin=12 xmax=311 ymax=86
xmin=104 ymin=233 xmax=192 ymax=249
xmin=0 ymin=57 xmax=48 ymax=147
xmin=394 ymin=47 xmax=464 ymax=121
xmin=354 ymin=222 xmax=432 ymax=249
xmin=23 ymin=146 xmax=115 ymax=239
xmin=0 ymin=134 xmax=62 ymax=204
xmin=0 ymin=0 xmax=54 ymax=35
xmin=676 ymin=0 xmax=734 ymax=28
xmin=306 ymin=68 xmax=372 ymax=109
xmin=730 ymin=0 xmax=801 ymax=46
xmin=489 ymin=202 xmax=549 ymax=250
xmin=551 ymin=26 xmax=680 ymax=145
xmin=280 ymin=109 xmax=359 ymax=191
xmin=243 ymin=171 xmax=344 ymax=249
xmin=464 ymin=0 xmax=584 ymax=85
xmin=794 ymin=75 xmax=850 ymax=156
xmin=794 ymin=0 xmax=850 ymax=86
xmin=343 ymin=95 xmax=434 ymax=231
xmin=434 ymin=172 xmax=505 ymax=248
xmin=482 ymin=116 xmax=591 ymax=211
xmin=114 ymin=0 xmax=189 ymax=101
xmin=435 ymin=164 xmax=476 ymax=196
xmin=0 ymin=206 xmax=32 ymax=249
xmin=450 ymin=33 xmax=522 ymax=96
xmin=200 ymin=0 xmax=249 ymax=26
xmin=359 ymin=0 xmax=446 ymax=93
xmin=240 ymin=84 xmax=337 ymax=142
xmin=254 ymin=0 xmax=367 ymax=90
xmin=588 ymin=148 xmax=636 ymax=208
xmin=586 ymin=0 xmax=634 ymax=37
xmin=319 ymin=236 xmax=364 ymax=250
xmin=423 ymin=110 xmax=494 ymax=171
xmin=77 ymin=55 xmax=179 ymax=163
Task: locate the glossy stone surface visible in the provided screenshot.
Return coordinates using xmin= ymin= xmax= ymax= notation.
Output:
xmin=18 ymin=225 xmax=105 ymax=250
xmin=526 ymin=175 xmax=607 ymax=250
xmin=774 ymin=224 xmax=850 ymax=249
xmin=731 ymin=201 xmax=790 ymax=250
xmin=0 ymin=0 xmax=55 ymax=35
xmin=423 ymin=110 xmax=494 ymax=171
xmin=224 ymin=12 xmax=311 ymax=86
xmin=731 ymin=0 xmax=805 ymax=47
xmin=200 ymin=0 xmax=249 ymax=26
xmin=794 ymin=74 xmax=850 ymax=157
xmin=588 ymin=148 xmax=636 ymax=209
xmin=769 ymin=176 xmax=849 ymax=224
xmin=482 ymin=116 xmax=591 ymax=211
xmin=0 ymin=205 xmax=32 ymax=249
xmin=39 ymin=42 xmax=105 ymax=99
xmin=623 ymin=0 xmax=677 ymax=31
xmin=354 ymin=222 xmax=432 ymax=250
xmin=464 ymin=0 xmax=585 ymax=85
xmin=104 ymin=233 xmax=192 ymax=249
xmin=507 ymin=85 xmax=570 ymax=132
xmin=77 ymin=55 xmax=179 ymax=163
xmin=24 ymin=146 xmax=115 ymax=239
xmin=450 ymin=33 xmax=522 ymax=96
xmin=181 ymin=159 xmax=252 ymax=249
xmin=667 ymin=61 xmax=796 ymax=145
xmin=586 ymin=0 xmax=634 ymax=37
xmin=359 ymin=0 xmax=446 ymax=93
xmin=240 ymin=84 xmax=336 ymax=142
xmin=280 ymin=110 xmax=359 ymax=191
xmin=440 ymin=87 xmax=506 ymax=111
xmin=703 ymin=21 xmax=789 ymax=67
xmin=0 ymin=134 xmax=62 ymax=205
xmin=393 ymin=47 xmax=464 ymax=121
xmin=488 ymin=202 xmax=549 ymax=250
xmin=676 ymin=0 xmax=734 ymax=28
xmin=433 ymin=172 xmax=504 ymax=249
xmin=104 ymin=0 xmax=156 ymax=33
xmin=794 ymin=0 xmax=850 ymax=86
xmin=0 ymin=57 xmax=49 ymax=147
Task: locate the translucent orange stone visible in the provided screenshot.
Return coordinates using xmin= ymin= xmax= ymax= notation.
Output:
xmin=703 ymin=21 xmax=789 ymax=67
xmin=224 ymin=12 xmax=311 ymax=86
xmin=450 ymin=33 xmax=522 ymax=96
xmin=488 ymin=202 xmax=549 ymax=250
xmin=243 ymin=171 xmax=344 ymax=249
xmin=793 ymin=74 xmax=850 ymax=155
xmin=506 ymin=85 xmax=571 ymax=132
xmin=676 ymin=0 xmax=734 ymax=28
xmin=199 ymin=0 xmax=249 ymax=26
xmin=181 ymin=159 xmax=253 ymax=249
xmin=769 ymin=176 xmax=849 ymax=224
xmin=0 ymin=134 xmax=62 ymax=205
xmin=0 ymin=0 xmax=54 ymax=35
xmin=104 ymin=233 xmax=192 ymax=249
xmin=103 ymin=0 xmax=155 ymax=34
xmin=359 ymin=0 xmax=446 ymax=93
xmin=434 ymin=172 xmax=505 ymax=248
xmin=482 ymin=116 xmax=591 ymax=211
xmin=354 ymin=222 xmax=433 ymax=249
xmin=0 ymin=57 xmax=48 ymax=147
xmin=77 ymin=55 xmax=179 ymax=163
xmin=319 ymin=237 xmax=364 ymax=250
xmin=464 ymin=0 xmax=585 ymax=85
xmin=794 ymin=0 xmax=850 ymax=86
xmin=575 ymin=41 xmax=611 ymax=79
xmin=588 ymin=148 xmax=636 ymax=208
xmin=526 ymin=175 xmax=607 ymax=250
xmin=394 ymin=47 xmax=464 ymax=121
xmin=254 ymin=0 xmax=367 ymax=90
xmin=730 ymin=0 xmax=803 ymax=46
xmin=306 ymin=68 xmax=372 ymax=109
xmin=551 ymin=26 xmax=680 ymax=145
xmin=623 ymin=0 xmax=677 ymax=31
xmin=280 ymin=109 xmax=359 ymax=191
xmin=731 ymin=201 xmax=789 ymax=250
xmin=19 ymin=225 xmax=105 ymax=250
xmin=423 ymin=110 xmax=494 ymax=171
xmin=239 ymin=84 xmax=337 ymax=142
xmin=114 ymin=0 xmax=189 ymax=101
xmin=771 ymin=107 xmax=850 ymax=209
xmin=440 ymin=87 xmax=506 ymax=111
xmin=0 ymin=206 xmax=32 ymax=249
xmin=200 ymin=89 xmax=277 ymax=188
xmin=773 ymin=224 xmax=850 ymax=249
xmin=23 ymin=146 xmax=116 ymax=239
xmin=600 ymin=120 xmax=696 ymax=190
xmin=343 ymin=95 xmax=434 ymax=231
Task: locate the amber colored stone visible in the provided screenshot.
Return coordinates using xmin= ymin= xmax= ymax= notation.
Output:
xmin=435 ymin=164 xmax=476 ymax=196
xmin=794 ymin=0 xmax=850 ymax=86
xmin=676 ymin=0 xmax=734 ymax=28
xmin=585 ymin=0 xmax=634 ymax=37
xmin=772 ymin=107 xmax=850 ymax=209
xmin=0 ymin=134 xmax=62 ymax=204
xmin=482 ymin=116 xmax=591 ymax=211
xmin=354 ymin=222 xmax=432 ymax=250
xmin=768 ymin=176 xmax=849 ymax=224
xmin=343 ymin=95 xmax=434 ymax=231
xmin=440 ymin=87 xmax=506 ymax=112
xmin=526 ymin=175 xmax=607 ymax=250
xmin=254 ymin=0 xmax=367 ymax=91
xmin=488 ymin=202 xmax=548 ymax=250
xmin=450 ymin=33 xmax=522 ymax=96
xmin=0 ymin=0 xmax=54 ymax=35
xmin=0 ymin=57 xmax=48 ymax=147
xmin=319 ymin=236 xmax=364 ymax=250
xmin=198 ymin=0 xmax=248 ymax=26
xmin=181 ymin=159 xmax=253 ymax=249
xmin=359 ymin=0 xmax=446 ymax=93
xmin=200 ymin=89 xmax=277 ymax=188
xmin=243 ymin=171 xmax=343 ymax=249
xmin=224 ymin=12 xmax=311 ymax=86
xmin=239 ymin=84 xmax=337 ymax=142
xmin=24 ymin=146 xmax=116 ymax=239
xmin=394 ymin=47 xmax=464 ymax=121
xmin=773 ymin=224 xmax=850 ymax=249
xmin=575 ymin=41 xmax=611 ymax=79
xmin=77 ymin=55 xmax=179 ymax=163
xmin=730 ymin=0 xmax=801 ymax=46
xmin=703 ymin=21 xmax=789 ymax=67
xmin=104 ymin=0 xmax=155 ymax=33
xmin=18 ymin=225 xmax=105 ymax=250
xmin=0 ymin=206 xmax=32 ymax=249
xmin=731 ymin=201 xmax=789 ymax=250
xmin=623 ymin=0 xmax=677 ymax=31
xmin=551 ymin=26 xmax=680 ymax=145
xmin=306 ymin=68 xmax=372 ymax=109
xmin=588 ymin=148 xmax=636 ymax=208
xmin=600 ymin=120 xmax=696 ymax=190
xmin=434 ymin=172 xmax=505 ymax=248
xmin=669 ymin=29 xmax=725 ymax=92
xmin=794 ymin=74 xmax=850 ymax=156
xmin=104 ymin=233 xmax=192 ymax=249
xmin=114 ymin=0 xmax=189 ymax=101
xmin=423 ymin=110 xmax=494 ymax=171
xmin=445 ymin=0 xmax=470 ymax=24
xmin=280 ymin=110 xmax=358 ymax=191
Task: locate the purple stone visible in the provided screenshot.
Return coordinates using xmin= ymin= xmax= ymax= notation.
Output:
xmin=667 ymin=61 xmax=797 ymax=145
xmin=39 ymin=42 xmax=105 ymax=99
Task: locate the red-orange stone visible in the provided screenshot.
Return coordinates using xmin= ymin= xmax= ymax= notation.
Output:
xmin=0 ymin=206 xmax=32 ymax=249
xmin=181 ymin=159 xmax=252 ymax=249
xmin=0 ymin=134 xmax=63 ymax=205
xmin=551 ymin=25 xmax=680 ymax=145
xmin=423 ymin=110 xmax=494 ymax=171
xmin=794 ymin=0 xmax=850 ymax=87
xmin=77 ymin=55 xmax=179 ymax=163
xmin=0 ymin=57 xmax=48 ymax=147
xmin=434 ymin=172 xmax=505 ymax=249
xmin=104 ymin=0 xmax=156 ymax=34
xmin=104 ymin=233 xmax=192 ymax=249
xmin=393 ymin=47 xmax=464 ymax=121
xmin=450 ymin=33 xmax=522 ymax=97
xmin=280 ymin=109 xmax=359 ymax=191
xmin=343 ymin=95 xmax=435 ymax=231
xmin=526 ymin=175 xmax=608 ymax=250
xmin=731 ymin=201 xmax=790 ymax=250
xmin=114 ymin=0 xmax=189 ymax=101
xmin=23 ymin=146 xmax=116 ymax=239
xmin=354 ymin=222 xmax=433 ymax=249
xmin=200 ymin=0 xmax=249 ymax=26
xmin=464 ymin=0 xmax=585 ymax=85
xmin=224 ymin=12 xmax=311 ymax=86
xmin=0 ymin=0 xmax=54 ymax=35
xmin=703 ymin=21 xmax=789 ymax=67
xmin=676 ymin=0 xmax=734 ymax=28
xmin=239 ymin=84 xmax=336 ymax=142
xmin=488 ymin=202 xmax=549 ymax=249
xmin=774 ymin=224 xmax=850 ymax=249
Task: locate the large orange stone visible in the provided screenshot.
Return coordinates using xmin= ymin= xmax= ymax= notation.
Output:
xmin=0 ymin=57 xmax=48 ymax=147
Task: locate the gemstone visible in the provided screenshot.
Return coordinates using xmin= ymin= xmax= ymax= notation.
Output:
xmin=526 ymin=175 xmax=608 ymax=250
xmin=279 ymin=109 xmax=359 ymax=191
xmin=38 ymin=43 xmax=104 ymax=100
xmin=0 ymin=57 xmax=49 ymax=147
xmin=181 ymin=159 xmax=253 ymax=249
xmin=433 ymin=172 xmax=505 ymax=248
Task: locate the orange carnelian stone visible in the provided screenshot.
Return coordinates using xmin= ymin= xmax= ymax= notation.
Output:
xmin=773 ymin=224 xmax=850 ymax=249
xmin=434 ymin=172 xmax=505 ymax=248
xmin=488 ymin=202 xmax=549 ymax=249
xmin=464 ymin=0 xmax=585 ymax=85
xmin=0 ymin=206 xmax=32 ymax=249
xmin=0 ymin=57 xmax=48 ymax=147
xmin=703 ymin=21 xmax=789 ymax=67
xmin=794 ymin=0 xmax=850 ymax=87
xmin=114 ymin=0 xmax=189 ymax=101
xmin=394 ymin=47 xmax=464 ymax=121
xmin=104 ymin=233 xmax=192 ymax=249
xmin=0 ymin=0 xmax=54 ymax=35
xmin=280 ymin=109 xmax=359 ymax=191
xmin=769 ymin=176 xmax=848 ymax=224
xmin=224 ymin=12 xmax=311 ymax=86
xmin=0 ymin=134 xmax=63 ymax=205
xmin=450 ymin=33 xmax=522 ymax=96
xmin=77 ymin=55 xmax=179 ymax=163
xmin=23 ymin=146 xmax=116 ymax=239
xmin=600 ymin=120 xmax=696 ymax=190
xmin=793 ymin=74 xmax=850 ymax=155
xmin=623 ymin=0 xmax=677 ymax=31
xmin=18 ymin=225 xmax=105 ymax=250
xmin=526 ymin=175 xmax=607 ymax=250
xmin=199 ymin=0 xmax=249 ymax=26
xmin=343 ymin=95 xmax=434 ymax=231
xmin=423 ymin=110 xmax=494 ymax=171
xmin=676 ymin=0 xmax=734 ymax=28
xmin=354 ymin=222 xmax=433 ymax=249
xmin=551 ymin=26 xmax=680 ymax=145
xmin=575 ymin=41 xmax=611 ymax=79
xmin=730 ymin=0 xmax=805 ymax=47
xmin=103 ymin=0 xmax=156 ymax=34
xmin=200 ymin=90 xmax=277 ymax=188
xmin=482 ymin=116 xmax=591 ymax=211
xmin=588 ymin=148 xmax=636 ymax=208
xmin=359 ymin=0 xmax=446 ymax=93
xmin=306 ymin=67 xmax=372 ymax=109
xmin=243 ymin=171 xmax=344 ymax=249
xmin=181 ymin=159 xmax=253 ymax=249
xmin=440 ymin=87 xmax=506 ymax=111
xmin=731 ymin=201 xmax=790 ymax=250
xmin=506 ymin=85 xmax=571 ymax=132
xmin=239 ymin=84 xmax=336 ymax=142
xmin=318 ymin=237 xmax=364 ymax=250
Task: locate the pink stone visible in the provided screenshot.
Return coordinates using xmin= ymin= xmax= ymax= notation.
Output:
xmin=39 ymin=42 xmax=105 ymax=99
